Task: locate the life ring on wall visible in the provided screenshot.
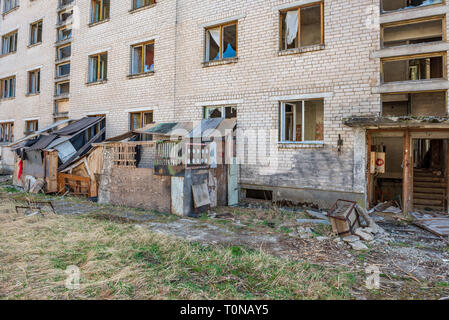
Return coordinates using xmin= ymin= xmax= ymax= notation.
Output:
xmin=376 ymin=159 xmax=385 ymax=167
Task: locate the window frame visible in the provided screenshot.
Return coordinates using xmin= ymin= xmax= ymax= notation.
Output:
xmin=1 ymin=30 xmax=18 ymax=55
xmin=57 ymin=62 xmax=71 ymax=77
xmin=279 ymin=1 xmax=324 ymax=51
xmin=0 ymin=76 xmax=16 ymax=99
xmin=381 ymin=52 xmax=447 ymax=83
xmin=132 ymin=0 xmax=155 ymax=11
xmin=88 ymin=52 xmax=108 ymax=83
xmin=130 ymin=41 xmax=155 ymax=75
xmin=203 ymin=105 xmax=237 ymax=119
xmin=381 ymin=16 xmax=447 ymax=48
xmin=57 ymin=44 xmax=71 ymax=60
xmin=57 ymin=26 xmax=72 ymax=42
xmin=29 ymin=20 xmax=43 ymax=46
xmin=0 ymin=122 xmax=14 ymax=143
xmin=129 ymin=111 xmax=153 ymax=131
xmin=90 ymin=0 xmax=110 ymax=24
xmin=205 ymin=21 xmax=238 ymax=62
xmin=279 ymin=99 xmax=325 ymax=144
xmin=25 ymin=120 xmax=39 ymax=135
xmin=380 ymin=0 xmax=445 ymax=14
xmin=27 ymin=69 xmax=41 ymax=95
xmin=3 ymin=0 xmax=19 ymax=14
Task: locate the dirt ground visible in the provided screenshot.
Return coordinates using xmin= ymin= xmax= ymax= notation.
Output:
xmin=1 ymin=179 xmax=448 ymax=300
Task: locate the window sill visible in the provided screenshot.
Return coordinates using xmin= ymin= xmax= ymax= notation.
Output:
xmin=54 ymin=93 xmax=70 ymax=99
xmin=278 ymin=44 xmax=325 ymax=56
xmin=55 ymin=56 xmax=71 ymax=64
xmin=0 ymin=51 xmax=16 ymax=58
xmin=58 ymin=3 xmax=75 ymax=12
xmin=88 ymin=19 xmax=110 ymax=28
xmin=202 ymin=57 xmax=238 ymax=68
xmin=129 ymin=4 xmax=156 ymax=14
xmin=127 ymin=71 xmax=155 ymax=79
xmin=278 ymin=141 xmax=324 ymax=149
xmin=27 ymin=42 xmax=42 ymax=49
xmin=2 ymin=6 xmax=19 ymax=17
xmin=26 ymin=92 xmax=40 ymax=97
xmin=0 ymin=97 xmax=15 ymax=101
xmin=55 ymin=38 xmax=72 ymax=46
xmin=86 ymin=79 xmax=108 ymax=86
xmin=0 ymin=142 xmax=13 ymax=146
xmin=55 ymin=74 xmax=70 ymax=82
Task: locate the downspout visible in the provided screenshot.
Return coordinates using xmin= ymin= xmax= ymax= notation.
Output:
xmin=172 ymin=0 xmax=179 ymax=122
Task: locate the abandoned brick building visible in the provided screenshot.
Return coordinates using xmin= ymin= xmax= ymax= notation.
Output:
xmin=2 ymin=0 xmax=449 ymax=213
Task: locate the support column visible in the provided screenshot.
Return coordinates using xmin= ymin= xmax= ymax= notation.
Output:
xmin=403 ymin=130 xmax=412 ymax=214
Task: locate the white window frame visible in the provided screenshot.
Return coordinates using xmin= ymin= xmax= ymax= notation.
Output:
xmin=279 ymin=100 xmax=324 ymax=144
xmin=204 ymin=105 xmax=237 ymax=119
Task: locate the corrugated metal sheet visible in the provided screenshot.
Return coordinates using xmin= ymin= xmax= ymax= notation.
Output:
xmin=54 ymin=141 xmax=77 ymax=163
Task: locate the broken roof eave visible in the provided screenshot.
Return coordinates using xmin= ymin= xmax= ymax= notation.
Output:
xmin=343 ymin=116 xmax=449 ymax=129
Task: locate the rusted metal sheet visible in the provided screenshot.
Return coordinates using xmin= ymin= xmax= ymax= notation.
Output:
xmin=171 ymin=176 xmax=184 ymax=216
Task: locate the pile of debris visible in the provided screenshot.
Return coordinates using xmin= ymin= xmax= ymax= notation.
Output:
xmin=326 ymin=200 xmax=388 ymax=251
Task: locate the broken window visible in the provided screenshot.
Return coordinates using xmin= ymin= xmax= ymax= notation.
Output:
xmin=58 ymin=26 xmax=72 ymax=42
xmin=382 ymin=17 xmax=444 ymax=48
xmin=30 ymin=20 xmax=43 ymax=46
xmin=382 ymin=91 xmax=447 ymax=116
xmin=57 ymin=63 xmax=71 ymax=77
xmin=1 ymin=31 xmax=18 ymax=55
xmin=25 ymin=120 xmax=38 ymax=135
xmin=279 ymin=100 xmax=324 ymax=143
xmin=56 ymin=81 xmax=70 ymax=96
xmin=3 ymin=0 xmax=18 ymax=13
xmin=91 ymin=0 xmax=110 ymax=24
xmin=132 ymin=0 xmax=155 ymax=10
xmin=280 ymin=2 xmax=324 ymax=51
xmin=381 ymin=0 xmax=443 ymax=13
xmin=28 ymin=69 xmax=41 ymax=94
xmin=88 ymin=52 xmax=108 ymax=83
xmin=205 ymin=22 xmax=237 ymax=62
xmin=1 ymin=76 xmax=15 ymax=99
xmin=55 ymin=99 xmax=69 ymax=115
xmin=204 ymin=106 xmax=237 ymax=119
xmin=382 ymin=53 xmax=445 ymax=83
xmin=87 ymin=115 xmax=106 ymax=140
xmin=0 ymin=122 xmax=13 ymax=143
xmin=59 ymin=10 xmax=73 ymax=25
xmin=131 ymin=41 xmax=154 ymax=74
xmin=57 ymin=44 xmax=71 ymax=60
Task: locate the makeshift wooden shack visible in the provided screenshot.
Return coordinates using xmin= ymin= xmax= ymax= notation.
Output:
xmin=97 ymin=118 xmax=238 ymax=216
xmin=10 ymin=117 xmax=106 ymax=196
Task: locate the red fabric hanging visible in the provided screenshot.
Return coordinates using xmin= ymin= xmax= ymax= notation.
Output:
xmin=17 ymin=159 xmax=23 ymax=180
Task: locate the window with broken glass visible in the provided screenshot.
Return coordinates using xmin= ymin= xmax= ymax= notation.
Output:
xmin=204 ymin=106 xmax=237 ymax=119
xmin=2 ymin=31 xmax=18 ymax=55
xmin=205 ymin=22 xmax=237 ymax=62
xmin=131 ymin=42 xmax=154 ymax=75
xmin=88 ymin=53 xmax=108 ymax=83
xmin=28 ymin=70 xmax=40 ymax=95
xmin=279 ymin=100 xmax=324 ymax=143
xmin=1 ymin=77 xmax=16 ymax=99
xmin=280 ymin=2 xmax=324 ymax=51
xmin=57 ymin=45 xmax=71 ymax=60
xmin=30 ymin=20 xmax=42 ymax=46
xmin=90 ymin=0 xmax=110 ymax=24
xmin=58 ymin=26 xmax=72 ymax=42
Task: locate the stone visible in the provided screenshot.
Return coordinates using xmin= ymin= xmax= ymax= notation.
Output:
xmin=349 ymin=240 xmax=369 ymax=251
xmin=355 ymin=228 xmax=374 ymax=241
xmin=316 ymin=236 xmax=329 ymax=241
xmin=342 ymin=235 xmax=360 ymax=243
xmin=296 ymin=219 xmax=331 ymax=225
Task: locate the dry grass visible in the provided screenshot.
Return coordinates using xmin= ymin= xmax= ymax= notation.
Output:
xmin=0 ymin=198 xmax=354 ymax=300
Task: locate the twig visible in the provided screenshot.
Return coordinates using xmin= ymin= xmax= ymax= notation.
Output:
xmin=392 ymin=261 xmax=420 ymax=283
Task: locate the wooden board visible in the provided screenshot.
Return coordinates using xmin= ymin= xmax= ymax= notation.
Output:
xmin=414 ymin=218 xmax=449 ymax=237
xmin=192 ymin=183 xmax=210 ymax=208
